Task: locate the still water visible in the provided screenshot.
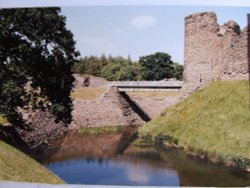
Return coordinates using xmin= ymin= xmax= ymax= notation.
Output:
xmin=46 ymin=155 xmax=179 ymax=185
xmin=41 ymin=131 xmax=250 ymax=186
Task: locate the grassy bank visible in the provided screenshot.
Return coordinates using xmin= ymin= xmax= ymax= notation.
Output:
xmin=78 ymin=125 xmax=124 ymax=135
xmin=71 ymin=87 xmax=107 ymax=100
xmin=0 ymin=140 xmax=63 ymax=183
xmin=127 ymin=91 xmax=180 ymax=98
xmin=0 ymin=115 xmax=7 ymax=125
xmin=139 ymin=80 xmax=250 ymax=168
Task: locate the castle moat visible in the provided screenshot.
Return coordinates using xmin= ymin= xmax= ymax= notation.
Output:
xmin=38 ymin=131 xmax=250 ymax=186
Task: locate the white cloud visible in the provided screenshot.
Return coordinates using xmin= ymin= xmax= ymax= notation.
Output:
xmin=130 ymin=16 xmax=157 ymax=29
xmin=126 ymin=166 xmax=149 ymax=184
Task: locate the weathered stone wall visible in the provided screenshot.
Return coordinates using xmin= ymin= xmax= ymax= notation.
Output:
xmin=184 ymin=12 xmax=249 ymax=90
xmin=128 ymin=94 xmax=180 ymax=119
xmin=184 ymin=12 xmax=221 ymax=86
xmin=74 ymin=74 xmax=111 ymax=88
xmin=220 ymin=22 xmax=249 ymax=80
xmin=69 ymin=87 xmax=145 ymax=129
xmin=1 ymin=110 xmax=68 ymax=150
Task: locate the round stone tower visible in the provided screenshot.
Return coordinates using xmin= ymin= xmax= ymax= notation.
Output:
xmin=184 ymin=12 xmax=221 ymax=86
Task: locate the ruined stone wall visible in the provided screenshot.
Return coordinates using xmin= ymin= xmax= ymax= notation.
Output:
xmin=220 ymin=22 xmax=249 ymax=80
xmin=69 ymin=87 xmax=145 ymax=129
xmin=74 ymin=74 xmax=111 ymax=88
xmin=184 ymin=12 xmax=249 ymax=89
xmin=16 ymin=109 xmax=67 ymax=149
xmin=184 ymin=12 xmax=221 ymax=86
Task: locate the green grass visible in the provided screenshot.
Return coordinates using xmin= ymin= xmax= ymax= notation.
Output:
xmin=0 ymin=115 xmax=7 ymax=125
xmin=71 ymin=87 xmax=107 ymax=100
xmin=127 ymin=91 xmax=180 ymax=98
xmin=78 ymin=125 xmax=124 ymax=135
xmin=0 ymin=140 xmax=64 ymax=183
xmin=139 ymin=80 xmax=250 ymax=165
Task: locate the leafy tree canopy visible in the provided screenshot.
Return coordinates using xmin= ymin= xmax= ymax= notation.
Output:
xmin=172 ymin=62 xmax=184 ymax=80
xmin=73 ymin=53 xmax=183 ymax=81
xmin=101 ymin=62 xmax=121 ymax=81
xmin=99 ymin=56 xmax=141 ymax=81
xmin=139 ymin=52 xmax=175 ymax=80
xmin=0 ymin=8 xmax=79 ymax=126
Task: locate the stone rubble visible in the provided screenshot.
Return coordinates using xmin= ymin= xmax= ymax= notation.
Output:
xmin=69 ymin=87 xmax=145 ymax=129
xmin=16 ymin=109 xmax=67 ymax=149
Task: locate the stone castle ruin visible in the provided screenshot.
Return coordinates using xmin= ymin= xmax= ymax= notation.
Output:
xmin=184 ymin=12 xmax=249 ymax=89
xmin=4 ymin=12 xmax=250 ymax=149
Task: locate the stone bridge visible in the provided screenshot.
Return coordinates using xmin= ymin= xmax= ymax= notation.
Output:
xmin=70 ymin=81 xmax=182 ymax=129
xmin=110 ymin=81 xmax=183 ymax=92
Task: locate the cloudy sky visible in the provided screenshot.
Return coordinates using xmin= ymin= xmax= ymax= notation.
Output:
xmin=61 ymin=6 xmax=249 ymax=64
xmin=1 ymin=1 xmax=249 ymax=64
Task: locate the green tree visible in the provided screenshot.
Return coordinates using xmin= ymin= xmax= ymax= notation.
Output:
xmin=0 ymin=8 xmax=79 ymax=126
xmin=72 ymin=54 xmax=143 ymax=81
xmin=100 ymin=56 xmax=142 ymax=81
xmin=101 ymin=62 xmax=120 ymax=81
xmin=100 ymin=54 xmax=108 ymax=67
xmin=72 ymin=58 xmax=86 ymax=74
xmin=116 ymin=63 xmax=142 ymax=81
xmin=139 ymin=52 xmax=174 ymax=80
xmin=172 ymin=62 xmax=184 ymax=80
xmin=132 ymin=62 xmax=143 ymax=80
xmin=84 ymin=56 xmax=101 ymax=76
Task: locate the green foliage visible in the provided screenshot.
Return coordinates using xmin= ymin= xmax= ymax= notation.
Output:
xmin=72 ymin=52 xmax=183 ymax=81
xmin=132 ymin=138 xmax=153 ymax=147
xmin=116 ymin=63 xmax=142 ymax=81
xmin=139 ymin=80 xmax=250 ymax=168
xmin=101 ymin=62 xmax=121 ymax=81
xmin=78 ymin=126 xmax=124 ymax=135
xmin=139 ymin=52 xmax=175 ymax=80
xmin=100 ymin=59 xmax=142 ymax=81
xmin=0 ymin=115 xmax=7 ymax=125
xmin=73 ymin=54 xmax=142 ymax=81
xmin=0 ymin=8 xmax=79 ymax=126
xmin=172 ymin=62 xmax=184 ymax=80
xmin=72 ymin=60 xmax=86 ymax=75
xmin=72 ymin=54 xmax=109 ymax=76
xmin=0 ymin=79 xmax=26 ymax=125
xmin=84 ymin=56 xmax=105 ymax=76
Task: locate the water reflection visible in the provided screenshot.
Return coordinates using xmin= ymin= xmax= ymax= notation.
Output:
xmin=41 ymin=131 xmax=250 ymax=186
xmin=157 ymin=149 xmax=250 ymax=187
xmin=46 ymin=155 xmax=180 ymax=185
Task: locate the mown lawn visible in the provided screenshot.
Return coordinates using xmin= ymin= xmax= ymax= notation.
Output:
xmin=139 ymin=80 xmax=250 ymax=164
xmin=0 ymin=140 xmax=64 ymax=183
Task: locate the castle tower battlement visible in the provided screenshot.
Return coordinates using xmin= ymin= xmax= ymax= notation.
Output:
xmin=184 ymin=12 xmax=249 ymax=88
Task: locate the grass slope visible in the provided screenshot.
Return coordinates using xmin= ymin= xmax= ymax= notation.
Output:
xmin=79 ymin=125 xmax=124 ymax=135
xmin=127 ymin=91 xmax=180 ymax=98
xmin=0 ymin=115 xmax=7 ymax=125
xmin=139 ymin=80 xmax=250 ymax=161
xmin=0 ymin=141 xmax=63 ymax=184
xmin=71 ymin=87 xmax=107 ymax=100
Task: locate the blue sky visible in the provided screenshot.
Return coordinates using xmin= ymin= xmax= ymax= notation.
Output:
xmin=1 ymin=1 xmax=249 ymax=64
xmin=61 ymin=6 xmax=249 ymax=64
